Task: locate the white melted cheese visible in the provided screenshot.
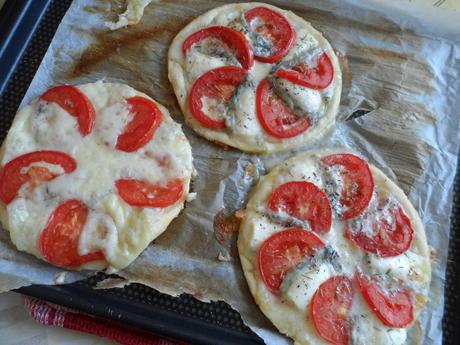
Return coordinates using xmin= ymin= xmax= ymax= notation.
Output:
xmin=227 ymin=81 xmax=262 ymax=137
xmin=186 ymin=50 xmax=231 ymax=83
xmin=168 ymin=3 xmax=342 ymax=153
xmin=366 ymin=251 xmax=429 ymax=292
xmin=201 ymin=97 xmax=227 ymax=122
xmin=79 ymin=209 xmax=118 ymax=258
xmin=282 ymin=261 xmax=336 ymax=311
xmin=0 ymin=81 xmax=193 ymax=270
xmin=94 ymin=100 xmax=133 ymax=148
xmin=105 ymin=0 xmax=153 ymax=31
xmin=271 ymin=77 xmax=324 ymax=117
xmin=351 ymin=293 xmax=407 ymax=345
xmin=283 ymin=28 xmax=320 ymax=61
xmin=238 ymin=150 xmax=431 ymax=345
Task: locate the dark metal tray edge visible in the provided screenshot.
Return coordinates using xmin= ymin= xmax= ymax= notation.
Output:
xmin=17 ymin=283 xmax=263 ymax=345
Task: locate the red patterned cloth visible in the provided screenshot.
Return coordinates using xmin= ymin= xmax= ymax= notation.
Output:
xmin=23 ymin=296 xmax=184 ymax=345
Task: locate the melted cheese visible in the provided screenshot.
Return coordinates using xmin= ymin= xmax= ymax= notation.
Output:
xmin=238 ymin=149 xmax=431 ymax=345
xmin=271 ymin=77 xmax=324 ymax=119
xmin=105 ymin=0 xmax=153 ymax=30
xmin=168 ymin=3 xmax=342 ymax=153
xmin=351 ymin=293 xmax=407 ymax=345
xmin=282 ymin=261 xmax=336 ymax=311
xmin=186 ymin=50 xmax=231 ymax=82
xmin=0 ymin=81 xmax=193 ymax=271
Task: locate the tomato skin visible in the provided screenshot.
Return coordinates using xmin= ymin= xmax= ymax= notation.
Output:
xmin=321 ymin=153 xmax=374 ymax=220
xmin=346 ymin=206 xmax=414 ymax=257
xmin=116 ymin=178 xmax=184 ymax=208
xmin=41 ymin=85 xmax=95 ymax=136
xmin=311 ymin=275 xmax=353 ymax=345
xmin=182 ymin=26 xmax=254 ymax=70
xmin=0 ymin=151 xmax=77 ymax=204
xmin=267 ymin=181 xmax=332 ymax=234
xmin=39 ymin=199 xmax=105 ymax=268
xmin=189 ymin=66 xmax=246 ymax=130
xmin=244 ymin=7 xmax=296 ymax=63
xmin=258 ymin=228 xmax=325 ymax=295
xmin=276 ymin=52 xmax=334 ymax=90
xmin=356 ymin=272 xmax=414 ymax=328
xmin=116 ymin=97 xmax=163 ymax=152
xmin=256 ymin=79 xmax=311 ymax=138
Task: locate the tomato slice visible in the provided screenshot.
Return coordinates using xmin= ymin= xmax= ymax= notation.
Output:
xmin=276 ymin=52 xmax=334 ymax=90
xmin=182 ymin=26 xmax=253 ymax=70
xmin=115 ymin=97 xmax=163 ymax=152
xmin=244 ymin=7 xmax=295 ymax=63
xmin=41 ymin=85 xmax=95 ymax=136
xmin=311 ymin=275 xmax=353 ymax=345
xmin=356 ymin=272 xmax=413 ymax=328
xmin=267 ymin=181 xmax=332 ymax=234
xmin=189 ymin=66 xmax=246 ymax=130
xmin=256 ymin=79 xmax=311 ymax=138
xmin=0 ymin=151 xmax=77 ymax=204
xmin=346 ymin=205 xmax=414 ymax=257
xmin=116 ymin=178 xmax=183 ymax=208
xmin=258 ymin=228 xmax=325 ymax=295
xmin=39 ymin=200 xmax=105 ymax=267
xmin=321 ymin=153 xmax=374 ymax=220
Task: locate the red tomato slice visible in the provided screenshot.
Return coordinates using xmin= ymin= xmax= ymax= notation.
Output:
xmin=267 ymin=181 xmax=332 ymax=234
xmin=41 ymin=85 xmax=95 ymax=136
xmin=116 ymin=178 xmax=183 ymax=208
xmin=115 ymin=97 xmax=163 ymax=152
xmin=256 ymin=79 xmax=311 ymax=138
xmin=258 ymin=228 xmax=325 ymax=295
xmin=39 ymin=199 xmax=105 ymax=267
xmin=244 ymin=7 xmax=296 ymax=63
xmin=182 ymin=26 xmax=253 ymax=70
xmin=276 ymin=52 xmax=334 ymax=90
xmin=346 ymin=206 xmax=414 ymax=257
xmin=189 ymin=66 xmax=246 ymax=130
xmin=356 ymin=272 xmax=414 ymax=328
xmin=0 ymin=151 xmax=77 ymax=204
xmin=321 ymin=153 xmax=374 ymax=220
xmin=311 ymin=276 xmax=353 ymax=345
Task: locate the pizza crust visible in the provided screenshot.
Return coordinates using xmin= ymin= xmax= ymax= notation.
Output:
xmin=238 ymin=149 xmax=431 ymax=345
xmin=0 ymin=81 xmax=193 ymax=271
xmin=168 ymin=2 xmax=342 ymax=153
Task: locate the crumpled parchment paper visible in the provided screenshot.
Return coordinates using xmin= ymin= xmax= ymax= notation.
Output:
xmin=1 ymin=0 xmax=460 ymax=344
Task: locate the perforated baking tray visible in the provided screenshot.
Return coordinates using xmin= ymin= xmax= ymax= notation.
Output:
xmin=0 ymin=1 xmax=458 ymax=344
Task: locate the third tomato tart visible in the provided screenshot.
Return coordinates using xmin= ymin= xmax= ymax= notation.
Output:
xmin=168 ymin=2 xmax=342 ymax=153
xmin=0 ymin=81 xmax=193 ymax=271
xmin=238 ymin=150 xmax=431 ymax=345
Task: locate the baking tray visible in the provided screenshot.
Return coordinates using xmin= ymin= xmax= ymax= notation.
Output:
xmin=0 ymin=0 xmax=459 ymax=344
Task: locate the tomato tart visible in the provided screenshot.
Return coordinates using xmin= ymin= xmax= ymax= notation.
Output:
xmin=0 ymin=81 xmax=193 ymax=271
xmin=238 ymin=150 xmax=431 ymax=345
xmin=168 ymin=3 xmax=342 ymax=153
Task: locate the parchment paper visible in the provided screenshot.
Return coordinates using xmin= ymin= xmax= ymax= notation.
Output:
xmin=1 ymin=0 xmax=460 ymax=344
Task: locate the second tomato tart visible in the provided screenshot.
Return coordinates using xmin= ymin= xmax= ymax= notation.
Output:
xmin=238 ymin=150 xmax=431 ymax=345
xmin=168 ymin=2 xmax=342 ymax=153
xmin=0 ymin=81 xmax=193 ymax=271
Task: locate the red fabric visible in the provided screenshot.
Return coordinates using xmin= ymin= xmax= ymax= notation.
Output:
xmin=23 ymin=296 xmax=184 ymax=345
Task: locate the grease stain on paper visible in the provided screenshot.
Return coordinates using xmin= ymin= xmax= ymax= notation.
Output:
xmin=72 ymin=20 xmax=189 ymax=78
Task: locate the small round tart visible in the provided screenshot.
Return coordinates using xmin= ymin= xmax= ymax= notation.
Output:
xmin=0 ymin=81 xmax=193 ymax=271
xmin=168 ymin=2 xmax=342 ymax=153
xmin=238 ymin=150 xmax=431 ymax=345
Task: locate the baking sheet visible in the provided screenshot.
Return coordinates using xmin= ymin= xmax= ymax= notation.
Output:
xmin=1 ymin=0 xmax=460 ymax=344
